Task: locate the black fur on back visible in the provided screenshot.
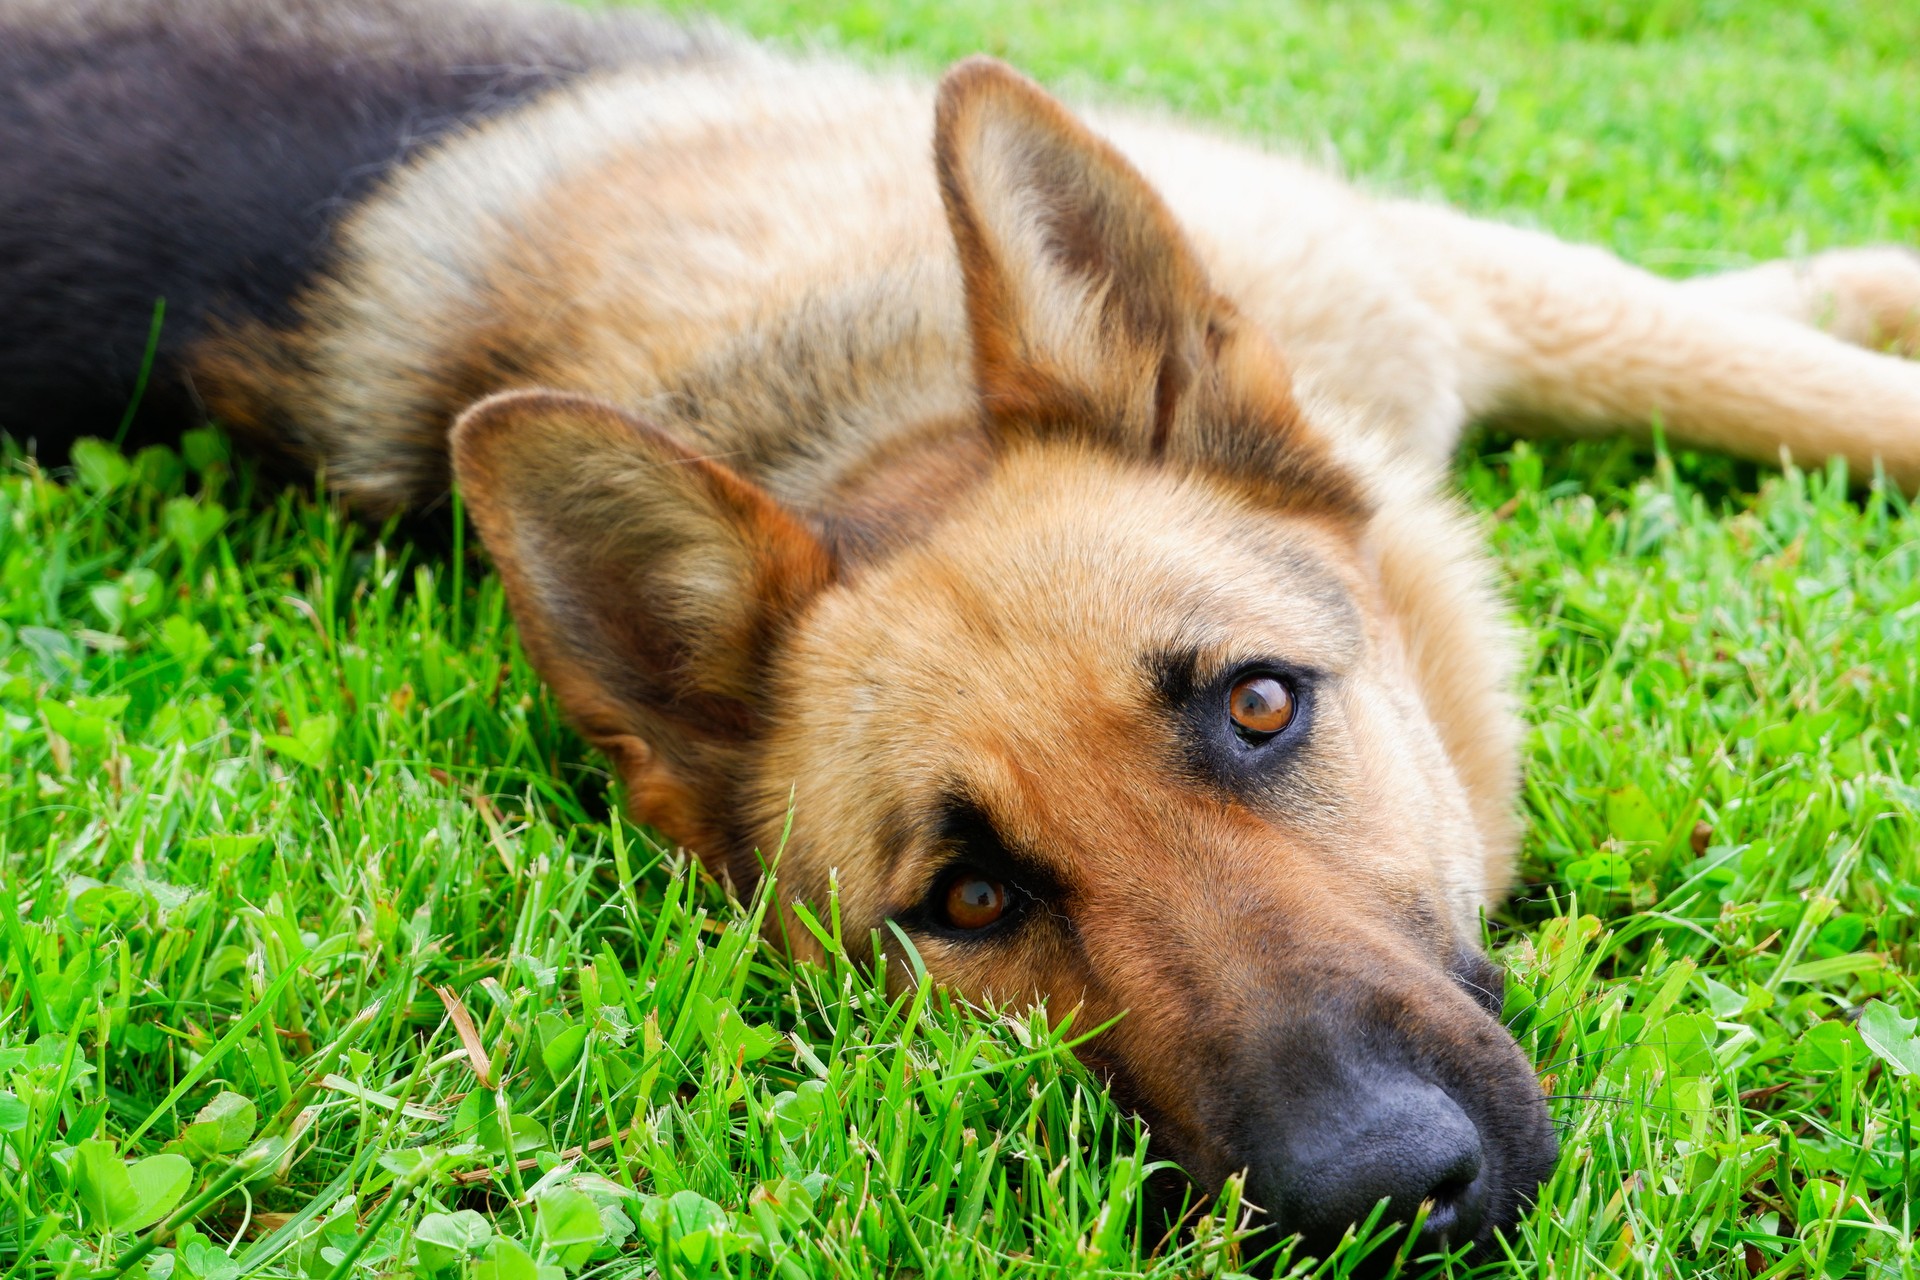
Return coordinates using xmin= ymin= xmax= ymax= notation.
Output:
xmin=0 ymin=0 xmax=721 ymax=456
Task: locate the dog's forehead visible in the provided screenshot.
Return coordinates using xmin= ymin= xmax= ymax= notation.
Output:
xmin=764 ymin=448 xmax=1492 ymax=935
xmin=811 ymin=448 xmax=1370 ymax=698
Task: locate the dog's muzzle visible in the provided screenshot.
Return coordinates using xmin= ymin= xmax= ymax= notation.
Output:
xmin=1194 ymin=951 xmax=1558 ymax=1269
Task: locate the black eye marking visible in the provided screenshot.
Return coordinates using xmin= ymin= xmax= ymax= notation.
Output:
xmin=891 ymin=797 xmax=1064 ymax=942
xmin=1147 ymin=647 xmax=1203 ymax=707
xmin=1148 ymin=648 xmax=1319 ymax=792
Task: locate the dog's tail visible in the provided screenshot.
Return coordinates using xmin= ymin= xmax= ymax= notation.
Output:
xmin=0 ymin=0 xmax=723 ymax=460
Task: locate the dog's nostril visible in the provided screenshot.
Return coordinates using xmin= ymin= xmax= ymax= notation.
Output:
xmin=1415 ymin=1164 xmax=1488 ymax=1248
xmin=1268 ymin=1077 xmax=1488 ymax=1255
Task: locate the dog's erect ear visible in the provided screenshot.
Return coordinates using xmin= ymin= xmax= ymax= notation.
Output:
xmin=934 ymin=55 xmax=1225 ymax=453
xmin=451 ymin=390 xmax=835 ymax=889
xmin=934 ymin=58 xmax=1364 ymax=515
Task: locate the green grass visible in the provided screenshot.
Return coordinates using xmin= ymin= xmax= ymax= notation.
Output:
xmin=4 ymin=1 xmax=1920 ymax=1277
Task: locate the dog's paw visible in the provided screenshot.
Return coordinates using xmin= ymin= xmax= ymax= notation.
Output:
xmin=1804 ymin=246 xmax=1920 ymax=358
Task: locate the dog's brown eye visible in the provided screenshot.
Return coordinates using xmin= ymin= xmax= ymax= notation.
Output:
xmin=1229 ymin=675 xmax=1294 ymax=738
xmin=943 ymin=874 xmax=1008 ymax=930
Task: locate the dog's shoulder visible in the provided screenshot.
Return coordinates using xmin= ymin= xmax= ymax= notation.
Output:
xmin=0 ymin=0 xmax=735 ymax=454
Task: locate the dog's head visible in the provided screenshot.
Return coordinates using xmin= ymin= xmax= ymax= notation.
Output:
xmin=451 ymin=56 xmax=1555 ymax=1260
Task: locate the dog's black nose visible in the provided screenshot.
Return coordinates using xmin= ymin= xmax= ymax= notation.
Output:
xmin=1260 ymin=1072 xmax=1488 ymax=1257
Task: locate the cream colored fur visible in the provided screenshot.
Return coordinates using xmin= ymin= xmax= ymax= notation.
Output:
xmin=262 ymin=52 xmax=1920 ymax=515
xmin=207 ymin=41 xmax=1920 ymax=926
xmin=257 ymin=50 xmax=1908 ymax=897
xmin=29 ymin=4 xmax=1898 ymax=1232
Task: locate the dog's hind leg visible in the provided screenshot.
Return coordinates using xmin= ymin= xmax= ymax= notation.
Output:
xmin=1375 ymin=201 xmax=1920 ymax=486
xmin=1679 ymin=248 xmax=1920 ymax=358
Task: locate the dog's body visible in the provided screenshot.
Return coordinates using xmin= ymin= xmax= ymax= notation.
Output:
xmin=8 ymin=0 xmax=1920 ymax=1260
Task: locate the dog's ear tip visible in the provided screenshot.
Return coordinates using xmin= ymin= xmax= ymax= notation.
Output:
xmin=939 ymin=53 xmax=1018 ymax=89
xmin=454 ymin=387 xmax=606 ymax=435
xmin=935 ymin=54 xmax=1045 ymax=123
xmin=451 ymin=388 xmax=658 ymax=480
xmin=450 ymin=388 xmax=552 ymax=467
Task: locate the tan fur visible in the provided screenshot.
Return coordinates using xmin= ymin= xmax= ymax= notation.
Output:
xmin=177 ymin=23 xmax=1920 ymax=1235
xmin=412 ymin=61 xmax=1561 ymax=1223
xmin=199 ymin=40 xmax=1920 ymax=507
xmin=451 ymin=388 xmax=836 ymax=884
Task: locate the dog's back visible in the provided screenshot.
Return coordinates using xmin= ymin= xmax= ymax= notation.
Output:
xmin=0 ymin=0 xmax=727 ymax=453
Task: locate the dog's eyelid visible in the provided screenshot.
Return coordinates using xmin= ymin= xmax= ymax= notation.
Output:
xmin=1219 ymin=657 xmax=1323 ymax=688
xmin=922 ymin=794 xmax=1067 ymax=901
xmin=1151 ymin=645 xmax=1325 ymax=698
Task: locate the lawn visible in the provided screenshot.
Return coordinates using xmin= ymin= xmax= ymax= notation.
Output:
xmin=3 ymin=1 xmax=1920 ymax=1277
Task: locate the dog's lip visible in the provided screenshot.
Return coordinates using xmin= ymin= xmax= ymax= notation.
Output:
xmin=1252 ymin=1148 xmax=1501 ymax=1273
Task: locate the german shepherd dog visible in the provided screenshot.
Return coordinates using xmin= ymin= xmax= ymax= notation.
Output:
xmin=7 ymin=0 xmax=1920 ymax=1261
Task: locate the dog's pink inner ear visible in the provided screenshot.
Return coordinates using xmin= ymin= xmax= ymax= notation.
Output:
xmin=932 ymin=55 xmax=1223 ymax=452
xmin=449 ymin=389 xmax=835 ymax=891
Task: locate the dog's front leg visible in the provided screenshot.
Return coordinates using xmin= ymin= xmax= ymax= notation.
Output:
xmin=1376 ymin=201 xmax=1920 ymax=487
